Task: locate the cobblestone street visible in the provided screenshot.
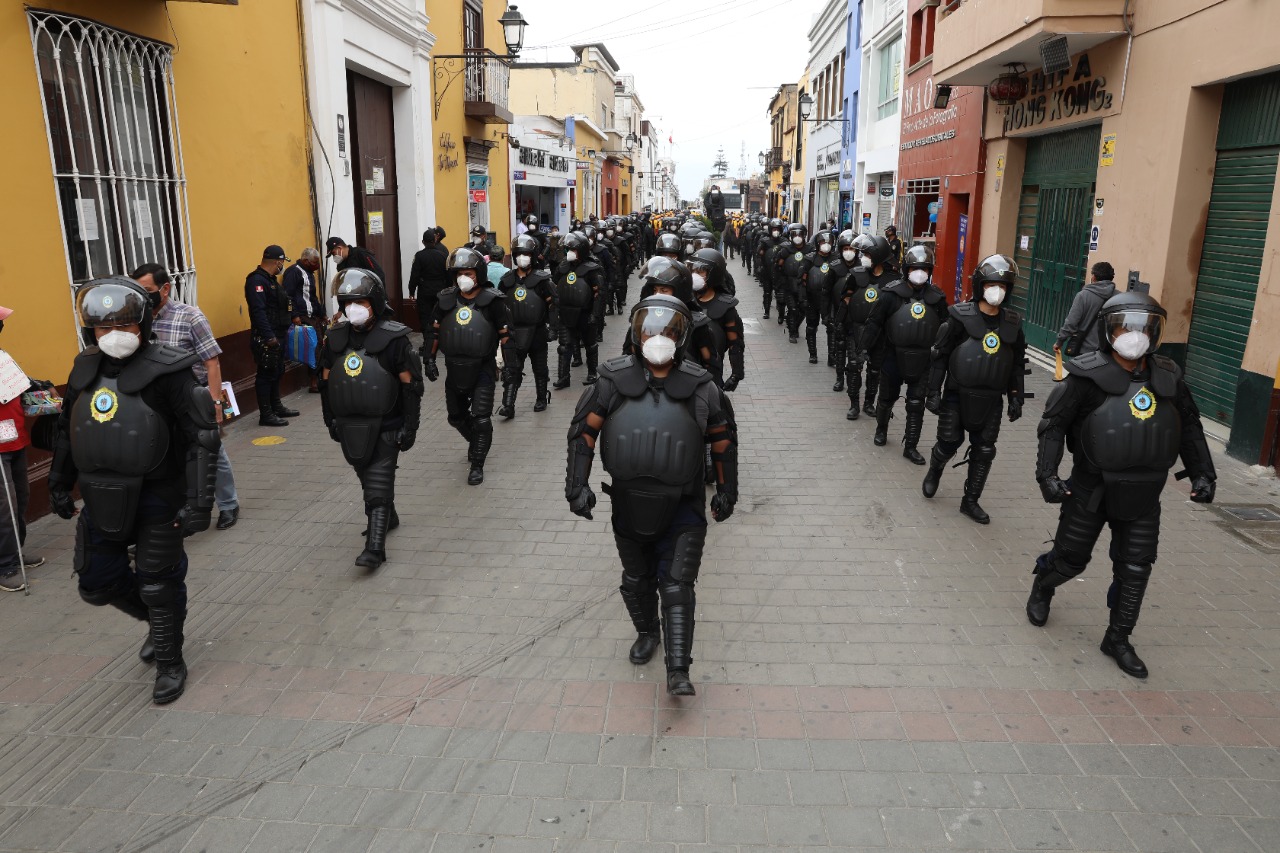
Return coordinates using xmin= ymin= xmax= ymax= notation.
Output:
xmin=3 ymin=261 xmax=1280 ymax=852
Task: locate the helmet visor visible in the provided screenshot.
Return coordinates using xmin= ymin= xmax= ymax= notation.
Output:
xmin=75 ymin=281 xmax=148 ymax=329
xmin=1105 ymin=311 xmax=1165 ymax=350
xmin=631 ymin=303 xmax=689 ymax=347
xmin=333 ymin=268 xmax=383 ymax=302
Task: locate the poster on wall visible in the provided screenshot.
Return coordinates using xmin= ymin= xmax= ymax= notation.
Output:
xmin=368 ymin=212 xmax=384 ymax=235
xmin=954 ymin=214 xmax=968 ymax=303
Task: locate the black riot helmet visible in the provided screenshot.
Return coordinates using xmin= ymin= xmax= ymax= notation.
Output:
xmin=511 ymin=232 xmax=540 ymax=258
xmin=560 ymin=231 xmax=590 ymax=258
xmin=582 ymin=224 xmax=599 ymax=243
xmin=768 ymin=217 xmax=784 ymax=236
xmin=1098 ymin=291 xmax=1166 ymax=358
xmin=814 ymin=231 xmax=834 ymax=253
xmin=446 ymin=247 xmax=486 ymax=277
xmin=75 ymin=277 xmax=155 ymax=349
xmin=691 ymin=233 xmax=717 ymax=252
xmin=639 ymin=256 xmax=694 ymax=304
xmin=903 ymin=244 xmax=935 ymax=271
xmin=678 ymin=220 xmax=701 ymax=239
xmin=630 ymin=293 xmax=693 ymax=357
xmin=970 ymin=253 xmax=1019 ymax=292
xmin=523 ymin=214 xmax=539 ymax=231
xmin=786 ymin=223 xmax=808 ymax=244
xmin=655 ymin=232 xmax=683 ymax=258
xmin=689 ymin=248 xmax=727 ymax=291
xmin=860 ymin=235 xmax=893 ymax=267
xmin=836 ymin=230 xmax=859 ymax=252
xmin=333 ymin=267 xmax=389 ymax=318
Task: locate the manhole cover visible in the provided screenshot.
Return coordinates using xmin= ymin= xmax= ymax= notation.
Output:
xmin=1219 ymin=505 xmax=1280 ymax=522
xmin=1238 ymin=527 xmax=1280 ymax=551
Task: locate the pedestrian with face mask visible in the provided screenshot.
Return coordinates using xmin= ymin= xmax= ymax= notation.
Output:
xmin=423 ymin=248 xmax=517 ymax=486
xmin=860 ymin=244 xmax=948 ymax=463
xmin=1028 ymin=291 xmax=1216 ymax=679
xmin=244 ymin=246 xmax=297 ymax=427
xmin=553 ymin=232 xmax=606 ymax=388
xmin=282 ymin=248 xmax=327 ymax=393
xmin=47 ymin=278 xmax=220 ymax=703
xmin=319 ymin=270 xmax=422 ymax=570
xmin=835 ymin=235 xmax=897 ymax=419
xmin=326 ymin=237 xmax=387 ymax=283
xmin=922 ymin=255 xmax=1027 ymax=524
xmin=566 ymin=293 xmax=739 ymax=696
xmin=498 ymin=234 xmax=557 ymax=417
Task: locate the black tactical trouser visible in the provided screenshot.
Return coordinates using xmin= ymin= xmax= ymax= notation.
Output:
xmin=506 ymin=331 xmax=550 ymax=402
xmin=614 ymin=500 xmax=707 ymax=674
xmin=251 ymin=331 xmax=287 ymax=415
xmin=558 ymin=314 xmax=599 ymax=383
xmin=445 ymin=367 xmax=496 ymax=467
xmin=76 ymin=490 xmax=188 ymax=667
xmin=928 ymin=396 xmax=1002 ymax=501
xmin=801 ymin=286 xmax=828 ymax=359
xmin=876 ymin=351 xmax=928 ymax=448
xmin=355 ymin=430 xmax=400 ymax=555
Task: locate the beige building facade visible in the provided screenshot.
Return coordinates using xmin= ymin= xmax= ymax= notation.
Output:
xmin=935 ymin=0 xmax=1280 ymax=467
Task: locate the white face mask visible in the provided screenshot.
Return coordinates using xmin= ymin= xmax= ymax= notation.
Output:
xmin=565 ymin=250 xmax=578 ymax=262
xmin=98 ymin=330 xmax=141 ymax=359
xmin=606 ymin=229 xmax=615 ymax=237
xmin=516 ymin=255 xmax=531 ymax=269
xmin=860 ymin=254 xmax=875 ymax=269
xmin=819 ymin=243 xmax=831 ymax=254
xmin=1112 ymin=330 xmax=1150 ymax=360
xmin=908 ymin=269 xmax=930 ymax=285
xmin=771 ymin=230 xmax=780 ymax=238
xmin=691 ymin=272 xmax=707 ymax=292
xmin=457 ymin=275 xmax=477 ymax=292
xmin=641 ymin=334 xmax=677 ymax=365
xmin=792 ymin=236 xmax=804 ymax=245
xmin=344 ymin=303 xmax=372 ymax=326
xmin=842 ymin=249 xmax=857 ymax=263
xmin=982 ymin=285 xmax=1006 ymax=306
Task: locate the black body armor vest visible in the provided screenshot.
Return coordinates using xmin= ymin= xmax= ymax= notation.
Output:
xmin=555 ymin=263 xmax=595 ymax=326
xmin=885 ymin=283 xmax=945 ymax=379
xmin=327 ymin=321 xmax=409 ymax=466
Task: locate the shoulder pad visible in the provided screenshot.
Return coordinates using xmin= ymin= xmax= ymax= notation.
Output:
xmin=923 ymin=287 xmax=947 ymax=305
xmin=364 ymin=319 xmax=412 ymax=355
xmin=666 ymin=359 xmax=712 ymax=400
xmin=328 ymin=322 xmax=352 ymax=352
xmin=67 ymin=349 xmax=104 ymax=392
xmin=998 ymin=308 xmax=1023 ymax=343
xmin=1068 ymin=351 xmax=1109 ymax=372
xmin=580 ymin=260 xmax=603 ymax=274
xmin=437 ymin=288 xmax=459 ymax=310
xmin=599 ymin=354 xmax=647 ymax=397
xmin=1001 ymin=308 xmax=1022 ymax=325
xmin=529 ymin=269 xmax=553 ymax=286
xmin=143 ymin=344 xmax=199 ymax=368
xmin=474 ymin=288 xmax=502 ymax=307
xmin=1066 ymin=350 xmax=1131 ymax=395
xmin=949 ymin=302 xmax=979 ymax=319
xmin=885 ymin=281 xmax=913 ymax=299
xmin=1149 ymin=355 xmax=1181 ymax=397
xmin=498 ymin=270 xmax=519 ymax=290
xmin=715 ymin=293 xmax=739 ymax=309
xmin=119 ymin=345 xmax=198 ymax=394
xmin=381 ymin=320 xmax=410 ymax=335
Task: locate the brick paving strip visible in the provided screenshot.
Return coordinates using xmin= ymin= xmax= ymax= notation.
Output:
xmin=1 ymin=265 xmax=1279 ymax=851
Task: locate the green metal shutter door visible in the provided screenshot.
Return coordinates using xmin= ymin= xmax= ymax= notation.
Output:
xmin=1008 ymin=186 xmax=1039 ymax=320
xmin=1183 ymin=146 xmax=1278 ymax=424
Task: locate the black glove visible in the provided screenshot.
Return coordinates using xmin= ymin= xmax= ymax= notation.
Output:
xmin=1190 ymin=475 xmax=1216 ymax=504
xmin=925 ymin=395 xmax=941 ymax=415
xmin=546 ymin=325 xmax=557 ymax=342
xmin=710 ymin=491 xmax=736 ymax=522
xmin=180 ymin=504 xmax=212 ymax=537
xmin=1038 ymin=476 xmax=1071 ymax=504
xmin=424 ymin=359 xmax=439 ymax=382
xmin=567 ymin=484 xmax=596 ymax=520
xmin=50 ymin=488 xmax=76 ymax=519
xmin=1008 ymin=399 xmax=1023 ymax=422
xmin=327 ymin=422 xmax=341 ymax=443
xmin=396 ymin=428 xmax=416 ymax=453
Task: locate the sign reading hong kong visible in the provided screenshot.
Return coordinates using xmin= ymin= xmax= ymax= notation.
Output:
xmin=1003 ymin=53 xmax=1115 ymax=134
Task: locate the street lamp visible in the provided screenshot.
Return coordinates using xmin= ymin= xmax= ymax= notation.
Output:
xmin=499 ymin=5 xmax=529 ymax=57
xmin=799 ymin=91 xmax=814 ymax=121
xmin=758 ymin=151 xmax=765 ymax=167
xmin=625 ymin=132 xmax=637 ymax=152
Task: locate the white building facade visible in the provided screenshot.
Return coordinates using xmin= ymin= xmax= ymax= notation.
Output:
xmin=804 ymin=0 xmax=850 ymax=233
xmin=300 ymin=0 xmax=437 ymax=303
xmin=854 ymin=0 xmax=906 ymax=234
xmin=509 ymin=116 xmax=575 ymax=235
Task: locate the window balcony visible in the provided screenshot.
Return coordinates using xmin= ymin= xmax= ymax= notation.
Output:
xmin=464 ymin=48 xmax=513 ymax=125
xmin=933 ymin=0 xmax=1129 ymax=86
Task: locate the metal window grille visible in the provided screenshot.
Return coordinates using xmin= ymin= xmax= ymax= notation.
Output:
xmin=28 ymin=10 xmax=197 ymax=322
xmin=904 ymin=178 xmax=940 ymax=195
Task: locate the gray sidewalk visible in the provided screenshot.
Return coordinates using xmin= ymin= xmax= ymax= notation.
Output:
xmin=1 ymin=262 xmax=1279 ymax=852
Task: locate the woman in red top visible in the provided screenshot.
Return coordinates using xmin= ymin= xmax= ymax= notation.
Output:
xmin=0 ymin=305 xmax=44 ymax=592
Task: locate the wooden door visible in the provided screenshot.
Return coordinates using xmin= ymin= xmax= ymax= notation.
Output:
xmin=347 ymin=71 xmax=403 ymax=315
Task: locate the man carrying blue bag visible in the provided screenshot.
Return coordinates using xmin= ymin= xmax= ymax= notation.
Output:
xmin=284 ymin=248 xmax=327 ymax=391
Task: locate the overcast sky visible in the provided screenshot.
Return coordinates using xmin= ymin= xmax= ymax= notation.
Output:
xmin=510 ymin=0 xmax=824 ymax=201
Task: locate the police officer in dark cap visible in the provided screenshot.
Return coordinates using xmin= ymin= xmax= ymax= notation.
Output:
xmin=922 ymin=255 xmax=1027 ymax=524
xmin=498 ymin=234 xmax=557 ymax=417
xmin=327 ymin=237 xmax=387 ymax=282
xmin=860 ymin=244 xmax=947 ymax=462
xmin=47 ymin=278 xmax=220 ymax=704
xmin=423 ymin=247 xmax=516 ymax=485
xmin=566 ymin=293 xmax=739 ymax=696
xmin=1027 ymin=291 xmax=1216 ymax=679
xmin=468 ymin=224 xmax=496 ymax=257
xmin=244 ymin=245 xmax=297 ymax=427
xmin=319 ymin=269 xmax=422 ymax=570
xmin=884 ymin=225 xmax=905 ymax=271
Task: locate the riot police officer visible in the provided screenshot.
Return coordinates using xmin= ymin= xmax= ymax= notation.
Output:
xmin=320 ymin=269 xmax=422 ymax=569
xmin=779 ymin=223 xmax=810 ymax=334
xmin=566 ymin=294 xmax=739 ymax=696
xmin=552 ymin=232 xmax=605 ymax=388
xmin=498 ymin=234 xmax=556 ymax=417
xmin=522 ymin=214 xmax=550 ymax=270
xmin=423 ymin=247 xmax=516 ymax=486
xmin=757 ymin=218 xmax=785 ymax=319
xmin=1028 ymin=291 xmax=1216 ymax=678
xmin=922 ymin=255 xmax=1027 ymax=524
xmin=861 ymin=244 xmax=947 ymax=462
xmin=802 ymin=231 xmax=840 ymax=365
xmin=48 ymin=278 xmax=219 ymax=704
xmin=655 ymin=231 xmax=683 ymax=262
xmin=834 ymin=234 xmax=895 ymax=419
xmin=691 ymin=249 xmax=746 ymax=391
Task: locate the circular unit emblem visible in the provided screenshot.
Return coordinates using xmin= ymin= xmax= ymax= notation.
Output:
xmin=794 ymin=252 xmax=804 ymax=261
xmin=566 ymin=272 xmax=578 ymax=285
xmin=910 ymin=302 xmax=927 ymax=319
xmin=343 ymin=353 xmax=364 ymax=378
xmin=101 ymin=295 xmax=114 ymax=309
xmin=820 ymin=263 xmax=830 ymax=274
xmin=90 ymin=387 xmax=119 ymax=423
xmin=982 ymin=332 xmax=1001 ymax=355
xmin=514 ymin=287 xmax=527 ymax=301
xmin=456 ymin=306 xmax=473 ymax=325
xmin=864 ymin=288 xmax=879 ymax=303
xmin=1129 ymin=386 xmax=1156 ymax=421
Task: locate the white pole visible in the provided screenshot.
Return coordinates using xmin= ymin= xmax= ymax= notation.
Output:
xmin=0 ymin=456 xmax=30 ymax=596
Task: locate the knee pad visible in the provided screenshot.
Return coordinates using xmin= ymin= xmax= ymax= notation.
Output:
xmin=658 ymin=578 xmax=696 ymax=608
xmin=904 ymin=396 xmax=926 ymax=415
xmin=79 ymin=577 xmax=134 ymax=607
xmin=134 ymin=516 xmax=185 ymax=573
xmin=447 ymin=413 xmax=468 ymax=429
xmin=970 ymin=443 xmax=997 ymax=464
xmin=139 ymin=578 xmax=183 ymax=608
xmin=472 ymin=416 xmax=493 ymax=434
xmin=666 ymin=528 xmax=706 ymax=584
xmin=1113 ymin=562 xmax=1152 ymax=583
xmin=1046 ymin=547 xmax=1089 ymax=580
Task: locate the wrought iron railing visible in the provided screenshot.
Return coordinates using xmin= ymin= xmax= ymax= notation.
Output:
xmin=464 ymin=48 xmax=509 ymax=108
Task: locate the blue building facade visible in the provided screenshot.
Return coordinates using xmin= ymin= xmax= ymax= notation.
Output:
xmin=838 ymin=0 xmax=862 ymax=229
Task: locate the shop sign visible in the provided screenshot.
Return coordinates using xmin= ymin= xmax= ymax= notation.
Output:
xmin=955 ymin=214 xmax=968 ymax=303
xmin=468 ymin=174 xmax=489 ymax=191
xmin=575 ymin=160 xmax=592 ymax=171
xmin=469 ymin=190 xmax=487 ymax=203
xmin=1002 ymin=53 xmax=1115 ymax=135
xmin=566 ymin=179 xmax=576 ymax=187
xmin=1100 ymin=133 xmax=1117 ymax=167
xmin=900 ymin=129 xmax=956 ymax=151
xmin=513 ymin=170 xmax=527 ymax=181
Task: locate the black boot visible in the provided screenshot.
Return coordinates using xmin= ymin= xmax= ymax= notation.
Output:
xmin=832 ymin=364 xmax=845 ymax=393
xmin=826 ymin=328 xmax=836 ymax=367
xmin=533 ymin=381 xmax=551 ymax=412
xmin=259 ymin=411 xmax=289 ymax=427
xmin=873 ymin=402 xmax=891 ymax=446
xmin=143 ymin=585 xmax=186 ymax=705
xmin=553 ymin=347 xmax=571 ymax=389
xmin=467 ymin=429 xmax=492 ymax=486
xmin=1026 ymin=552 xmax=1077 ymax=627
xmin=1100 ymin=563 xmax=1151 ymax=678
xmin=619 ymin=583 xmax=661 ymax=665
xmin=661 ymin=584 xmax=696 ymax=696
xmin=902 ymin=405 xmax=926 ymax=465
xmin=108 ymin=589 xmax=154 ymax=664
xmin=356 ymin=504 xmax=389 ymax=569
xmin=583 ymin=346 xmax=599 ymax=385
xmin=922 ymin=447 xmax=948 ymax=498
xmin=959 ymin=450 xmax=994 ymax=524
xmin=863 ymin=383 xmax=878 ymax=419
xmin=806 ymin=328 xmax=818 ymax=363
xmin=271 ymin=392 xmax=300 ymax=419
xmin=762 ymin=305 xmax=770 ymax=320
xmin=497 ymin=382 xmax=518 ymax=420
